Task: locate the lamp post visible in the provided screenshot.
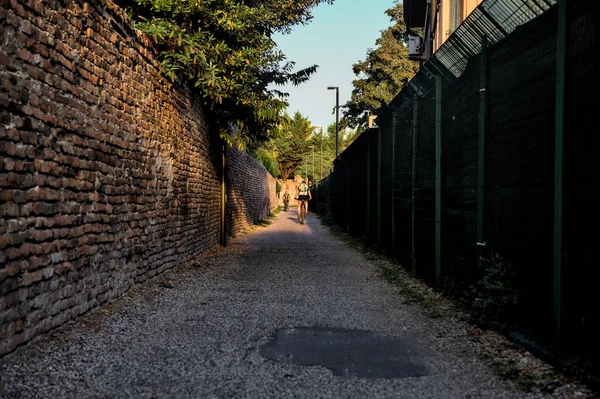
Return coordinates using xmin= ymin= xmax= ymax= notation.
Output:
xmin=312 ymin=125 xmax=323 ymax=181
xmin=327 ymin=86 xmax=339 ymax=158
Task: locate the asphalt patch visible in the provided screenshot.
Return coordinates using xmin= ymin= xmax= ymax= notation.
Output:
xmin=260 ymin=327 xmax=429 ymax=379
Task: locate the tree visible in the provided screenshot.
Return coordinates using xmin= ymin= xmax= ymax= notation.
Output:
xmin=271 ymin=112 xmax=313 ymax=180
xmin=296 ymin=123 xmax=357 ymax=182
xmin=122 ymin=0 xmax=332 ymax=146
xmin=253 ymin=148 xmax=280 ymax=178
xmin=250 ymin=112 xmax=358 ymax=183
xmin=343 ymin=1 xmax=419 ymax=131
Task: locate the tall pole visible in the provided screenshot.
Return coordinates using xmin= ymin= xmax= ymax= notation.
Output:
xmin=366 ymin=131 xmax=371 ymax=241
xmin=412 ymin=94 xmax=418 ymax=275
xmin=335 ymin=88 xmax=339 ymax=158
xmin=435 ymin=75 xmax=442 ymax=288
xmin=377 ymin=126 xmax=382 ymax=247
xmin=220 ymin=144 xmax=226 ymax=247
xmin=328 ymin=86 xmax=339 ymax=159
xmin=477 ymin=37 xmax=488 ymax=262
xmin=553 ymin=0 xmax=567 ymax=356
xmin=391 ymin=112 xmax=397 ymax=258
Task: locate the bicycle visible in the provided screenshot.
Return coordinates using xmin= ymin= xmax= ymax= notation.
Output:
xmin=298 ymin=198 xmax=307 ymax=224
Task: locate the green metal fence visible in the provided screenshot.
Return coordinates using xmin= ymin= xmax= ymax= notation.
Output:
xmin=316 ymin=0 xmax=598 ymax=367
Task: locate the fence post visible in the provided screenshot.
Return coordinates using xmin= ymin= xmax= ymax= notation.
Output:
xmin=391 ymin=113 xmax=397 ymax=257
xmin=346 ymin=161 xmax=350 ymax=232
xmin=435 ymin=75 xmax=442 ymax=288
xmin=412 ymin=95 xmax=418 ymax=275
xmin=377 ymin=125 xmax=382 ymax=247
xmin=553 ymin=0 xmax=567 ymax=356
xmin=220 ymin=144 xmax=227 ymax=247
xmin=366 ymin=132 xmax=371 ymax=241
xmin=477 ymin=37 xmax=488 ymax=262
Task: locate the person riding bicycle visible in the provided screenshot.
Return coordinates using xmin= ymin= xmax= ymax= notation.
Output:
xmin=282 ymin=190 xmax=291 ymax=211
xmin=296 ymin=179 xmax=311 ymax=221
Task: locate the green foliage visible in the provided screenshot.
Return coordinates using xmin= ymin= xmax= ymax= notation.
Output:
xmin=343 ymin=1 xmax=420 ymax=130
xmin=296 ymin=123 xmax=357 ymax=181
xmin=248 ymin=111 xmax=314 ymax=180
xmin=253 ymin=148 xmax=280 ymax=177
xmin=275 ymin=180 xmax=282 ymax=194
xmin=249 ymin=112 xmax=359 ymax=184
xmin=254 ymin=218 xmax=272 ymax=227
xmin=461 ymin=253 xmax=520 ymax=330
xmin=123 ymin=0 xmax=332 ymax=146
xmin=270 ymin=111 xmax=313 ymax=179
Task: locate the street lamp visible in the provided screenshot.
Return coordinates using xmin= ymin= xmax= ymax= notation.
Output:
xmin=327 ymin=86 xmax=339 ymax=158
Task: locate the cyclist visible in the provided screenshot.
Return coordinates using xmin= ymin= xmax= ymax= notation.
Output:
xmin=296 ymin=179 xmax=311 ymax=221
xmin=282 ymin=190 xmax=290 ymax=211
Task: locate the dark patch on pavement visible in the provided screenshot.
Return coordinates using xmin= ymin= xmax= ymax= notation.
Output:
xmin=260 ymin=327 xmax=429 ymax=379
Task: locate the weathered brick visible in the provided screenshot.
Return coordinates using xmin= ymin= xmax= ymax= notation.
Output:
xmin=0 ymin=307 xmax=19 ymax=326
xmin=20 ymin=270 xmax=43 ymax=286
xmin=15 ymin=319 xmax=24 ymax=333
xmin=0 ymin=202 xmax=20 ymax=218
xmin=2 ymin=262 xmax=21 ymax=277
xmin=6 ymin=219 xmax=25 ymax=233
xmin=4 ymin=247 xmax=21 ymax=260
xmin=41 ymin=267 xmax=54 ymax=279
xmin=2 ymin=289 xmax=25 ymax=308
xmin=0 ymin=0 xmax=274 ymax=358
xmin=20 ymin=242 xmax=43 ymax=256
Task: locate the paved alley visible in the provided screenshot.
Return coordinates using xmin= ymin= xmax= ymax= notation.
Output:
xmin=0 ymin=210 xmax=587 ymax=398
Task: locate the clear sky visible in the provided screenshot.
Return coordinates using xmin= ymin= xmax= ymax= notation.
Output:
xmin=271 ymin=0 xmax=396 ymax=130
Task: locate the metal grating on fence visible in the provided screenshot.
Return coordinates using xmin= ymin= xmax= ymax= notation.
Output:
xmin=380 ymin=0 xmax=557 ymax=126
xmin=434 ymin=0 xmax=557 ymax=78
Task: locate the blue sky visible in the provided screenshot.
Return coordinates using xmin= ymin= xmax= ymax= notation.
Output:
xmin=272 ymin=0 xmax=396 ymax=130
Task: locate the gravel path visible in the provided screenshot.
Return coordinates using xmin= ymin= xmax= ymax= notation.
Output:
xmin=0 ymin=210 xmax=593 ymax=398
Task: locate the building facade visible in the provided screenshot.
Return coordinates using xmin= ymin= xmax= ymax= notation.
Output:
xmin=404 ymin=0 xmax=484 ymax=60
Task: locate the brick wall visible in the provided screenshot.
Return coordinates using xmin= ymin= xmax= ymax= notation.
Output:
xmin=0 ymin=0 xmax=275 ymax=357
xmin=226 ymin=147 xmax=277 ymax=236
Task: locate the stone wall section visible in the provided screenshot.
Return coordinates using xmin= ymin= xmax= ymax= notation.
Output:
xmin=225 ymin=147 xmax=277 ymax=236
xmin=0 ymin=0 xmax=225 ymax=356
